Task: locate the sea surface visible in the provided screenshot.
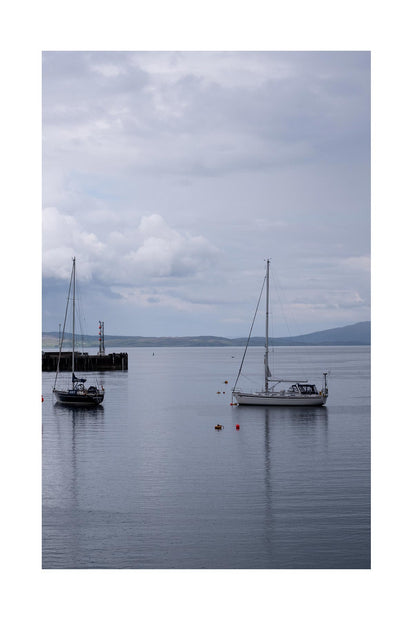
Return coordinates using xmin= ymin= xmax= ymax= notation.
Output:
xmin=42 ymin=346 xmax=370 ymax=569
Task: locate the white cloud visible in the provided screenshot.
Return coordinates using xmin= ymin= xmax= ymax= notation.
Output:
xmin=42 ymin=207 xmax=105 ymax=280
xmin=124 ymin=214 xmax=219 ymax=278
xmin=340 ymin=255 xmax=371 ymax=272
xmin=43 ymin=208 xmax=218 ymax=286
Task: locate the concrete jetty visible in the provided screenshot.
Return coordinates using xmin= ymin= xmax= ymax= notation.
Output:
xmin=42 ymin=351 xmax=128 ymax=372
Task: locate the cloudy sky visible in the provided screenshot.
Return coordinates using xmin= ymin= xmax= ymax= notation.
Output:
xmin=42 ymin=51 xmax=370 ymax=338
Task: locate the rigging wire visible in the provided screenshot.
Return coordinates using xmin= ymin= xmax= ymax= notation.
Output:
xmin=53 ymin=263 xmax=74 ymax=389
xmin=232 ymin=272 xmax=267 ymax=392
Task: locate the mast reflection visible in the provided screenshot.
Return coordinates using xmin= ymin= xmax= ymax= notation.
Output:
xmin=262 ymin=406 xmax=328 ymax=563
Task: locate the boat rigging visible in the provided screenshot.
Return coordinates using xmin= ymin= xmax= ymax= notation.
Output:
xmin=52 ymin=257 xmax=105 ymax=406
xmin=232 ymin=259 xmax=328 ymax=406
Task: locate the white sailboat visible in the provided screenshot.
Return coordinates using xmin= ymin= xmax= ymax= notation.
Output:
xmin=53 ymin=257 xmax=105 ymax=406
xmin=232 ymin=260 xmax=328 ymax=406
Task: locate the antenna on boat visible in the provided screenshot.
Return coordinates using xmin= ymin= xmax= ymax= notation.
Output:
xmin=323 ymin=372 xmax=328 ymax=396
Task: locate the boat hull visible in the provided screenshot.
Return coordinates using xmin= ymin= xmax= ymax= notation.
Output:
xmin=53 ymin=389 xmax=104 ymax=406
xmin=233 ymin=392 xmax=326 ymax=406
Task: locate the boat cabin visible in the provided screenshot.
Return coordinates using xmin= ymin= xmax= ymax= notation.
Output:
xmin=289 ymin=383 xmax=319 ymax=395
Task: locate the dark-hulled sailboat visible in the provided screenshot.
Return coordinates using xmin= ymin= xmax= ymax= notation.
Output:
xmin=52 ymin=258 xmax=105 ymax=406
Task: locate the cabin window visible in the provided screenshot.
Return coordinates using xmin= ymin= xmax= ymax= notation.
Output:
xmin=298 ymin=384 xmax=317 ymax=394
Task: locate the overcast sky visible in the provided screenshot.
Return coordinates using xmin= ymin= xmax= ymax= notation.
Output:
xmin=42 ymin=51 xmax=370 ymax=338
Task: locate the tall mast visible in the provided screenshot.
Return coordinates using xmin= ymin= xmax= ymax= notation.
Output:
xmin=72 ymin=257 xmax=76 ymax=379
xmin=264 ymin=259 xmax=270 ymax=393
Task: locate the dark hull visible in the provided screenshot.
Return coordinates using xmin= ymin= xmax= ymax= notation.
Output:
xmin=53 ymin=389 xmax=104 ymax=406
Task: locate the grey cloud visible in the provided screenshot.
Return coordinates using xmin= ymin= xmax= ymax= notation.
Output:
xmin=43 ymin=51 xmax=369 ymax=182
xmin=42 ymin=51 xmax=370 ymax=337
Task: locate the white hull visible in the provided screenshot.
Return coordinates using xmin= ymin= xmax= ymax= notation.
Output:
xmin=233 ymin=391 xmax=327 ymax=406
xmin=231 ymin=261 xmax=328 ymax=408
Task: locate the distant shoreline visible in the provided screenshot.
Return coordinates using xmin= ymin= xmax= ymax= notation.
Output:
xmin=42 ymin=321 xmax=370 ymax=349
xmin=42 ymin=342 xmax=370 ymax=349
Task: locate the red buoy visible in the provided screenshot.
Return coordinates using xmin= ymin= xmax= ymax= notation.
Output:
xmin=236 ymin=424 xmax=240 ymax=430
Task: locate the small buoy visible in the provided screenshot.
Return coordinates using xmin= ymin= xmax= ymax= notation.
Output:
xmin=215 ymin=424 xmax=223 ymax=430
xmin=41 ymin=395 xmax=44 ymax=402
xmin=224 ymin=380 xmax=228 ymax=384
xmin=236 ymin=424 xmax=240 ymax=430
xmin=217 ymin=391 xmax=221 ymax=394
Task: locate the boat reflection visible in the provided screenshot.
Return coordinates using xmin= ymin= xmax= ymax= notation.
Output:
xmin=261 ymin=407 xmax=328 ymax=561
xmin=48 ymin=400 xmax=105 ymax=566
xmin=54 ymin=402 xmax=104 ymax=416
xmin=255 ymin=405 xmax=329 ymax=424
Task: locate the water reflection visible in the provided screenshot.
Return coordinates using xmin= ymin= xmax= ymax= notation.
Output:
xmin=255 ymin=405 xmax=329 ymax=423
xmin=53 ymin=402 xmax=104 ymax=416
xmin=261 ymin=406 xmax=328 ymax=562
xmin=49 ymin=402 xmax=105 ymax=567
xmin=263 ymin=410 xmax=272 ymax=552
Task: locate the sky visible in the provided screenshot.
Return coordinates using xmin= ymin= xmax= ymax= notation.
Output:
xmin=42 ymin=51 xmax=370 ymax=337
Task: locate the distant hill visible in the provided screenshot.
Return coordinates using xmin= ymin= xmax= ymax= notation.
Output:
xmin=272 ymin=321 xmax=371 ymax=346
xmin=42 ymin=321 xmax=370 ymax=348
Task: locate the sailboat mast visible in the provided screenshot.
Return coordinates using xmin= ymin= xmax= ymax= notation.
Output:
xmin=72 ymin=257 xmax=76 ymax=379
xmin=264 ymin=259 xmax=270 ymax=393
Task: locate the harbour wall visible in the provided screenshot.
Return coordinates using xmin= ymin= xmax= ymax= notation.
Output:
xmin=42 ymin=351 xmax=128 ymax=372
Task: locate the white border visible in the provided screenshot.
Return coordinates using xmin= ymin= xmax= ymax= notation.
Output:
xmin=3 ymin=1 xmax=413 ymax=619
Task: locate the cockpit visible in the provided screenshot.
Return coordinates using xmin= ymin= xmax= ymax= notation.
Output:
xmin=289 ymin=383 xmax=318 ymax=394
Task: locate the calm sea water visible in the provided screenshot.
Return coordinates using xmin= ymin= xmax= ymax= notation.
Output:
xmin=42 ymin=346 xmax=370 ymax=569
